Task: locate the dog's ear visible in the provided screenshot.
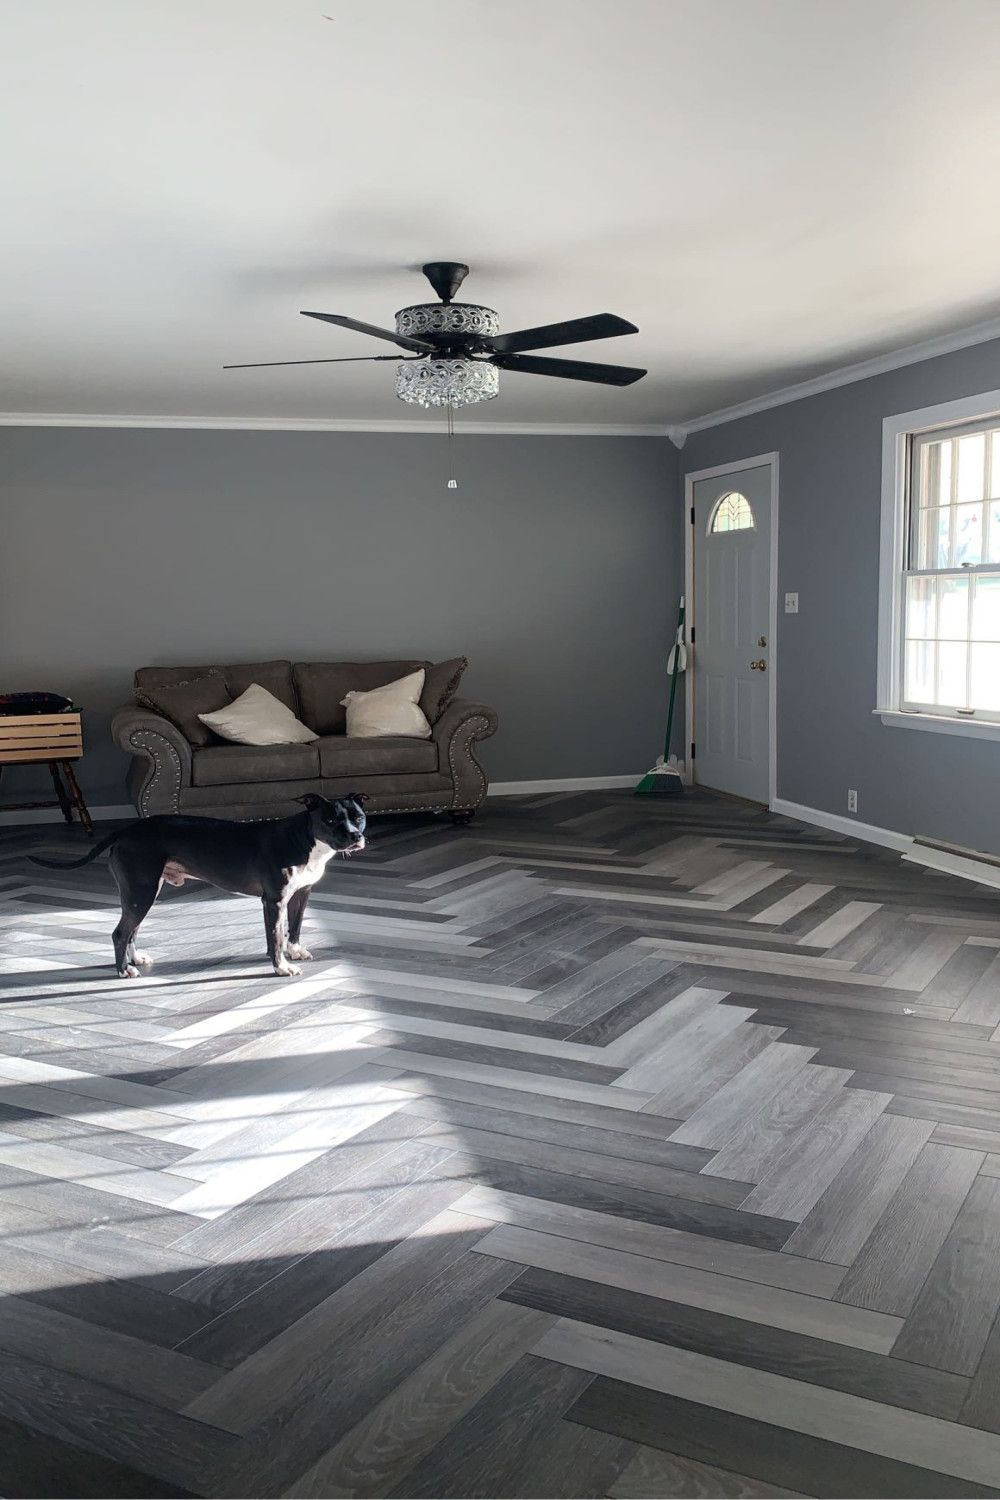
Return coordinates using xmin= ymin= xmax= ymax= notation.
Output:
xmin=348 ymin=791 xmax=370 ymax=806
xmin=296 ymin=793 xmax=324 ymax=811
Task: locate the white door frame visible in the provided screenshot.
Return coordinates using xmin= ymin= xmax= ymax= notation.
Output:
xmin=683 ymin=452 xmax=780 ymax=809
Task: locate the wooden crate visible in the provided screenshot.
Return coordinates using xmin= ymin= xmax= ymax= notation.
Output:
xmin=0 ymin=712 xmax=83 ymax=764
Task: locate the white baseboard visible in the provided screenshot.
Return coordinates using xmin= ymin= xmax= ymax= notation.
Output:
xmin=771 ymin=795 xmax=1000 ymax=889
xmin=903 ymin=844 xmax=1000 ymax=891
xmin=489 ymin=775 xmax=642 ymax=796
xmin=0 ymin=803 xmax=132 ymax=829
xmin=770 ymin=798 xmax=913 ymax=852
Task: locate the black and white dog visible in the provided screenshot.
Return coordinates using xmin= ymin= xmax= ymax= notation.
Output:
xmin=31 ymin=793 xmax=367 ymax=979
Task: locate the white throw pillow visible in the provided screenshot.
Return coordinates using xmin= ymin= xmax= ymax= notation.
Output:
xmin=198 ymin=683 xmax=318 ymax=746
xmin=341 ymin=668 xmax=432 ymax=740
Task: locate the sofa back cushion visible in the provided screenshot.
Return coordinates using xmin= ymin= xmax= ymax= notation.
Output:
xmin=134 ymin=673 xmax=232 ymax=747
xmin=421 ymin=656 xmax=467 ymax=724
xmin=136 ymin=661 xmax=297 ymax=720
xmin=294 ymin=661 xmax=423 ymax=735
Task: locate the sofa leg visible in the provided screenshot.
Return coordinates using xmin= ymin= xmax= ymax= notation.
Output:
xmin=449 ymin=809 xmax=476 ymax=827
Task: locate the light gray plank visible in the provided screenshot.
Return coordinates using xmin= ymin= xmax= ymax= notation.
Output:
xmin=452 ymin=1186 xmax=846 ymax=1297
xmin=782 ymin=1112 xmax=935 ymax=1264
xmin=669 ymin=1042 xmax=817 ymax=1148
xmin=533 ymin=1317 xmax=1000 ymax=1492
xmin=644 ymin=1022 xmax=785 ymax=1120
xmin=700 ymin=1062 xmax=850 ymax=1183
xmin=473 ymin=1223 xmax=899 ymax=1352
xmin=739 ymin=1087 xmax=891 ymax=1223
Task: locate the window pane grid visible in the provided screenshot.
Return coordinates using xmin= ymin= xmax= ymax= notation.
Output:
xmin=903 ymin=417 xmax=1000 ymax=718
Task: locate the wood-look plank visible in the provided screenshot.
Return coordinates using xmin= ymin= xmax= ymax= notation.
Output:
xmin=570 ymin=1377 xmax=995 ymax=1499
xmin=502 ymin=1264 xmax=967 ymax=1419
xmin=283 ymin=1300 xmax=553 ymax=1498
xmin=382 ymin=1355 xmax=608 ymax=1499
xmin=539 ymin=1319 xmax=1000 ymax=1492
xmin=736 ymin=1088 xmax=891 ymax=1223
xmin=475 ymin=1223 xmax=901 ymax=1352
xmin=0 ymin=1411 xmax=196 ymax=1499
xmin=893 ymin=1174 xmax=1000 ymax=1375
xmin=782 ymin=1113 xmax=936 ymax=1265
xmin=453 ymin=1185 xmax=845 ymax=1296
xmin=669 ymin=1042 xmax=818 ymax=1149
xmin=609 ymin=1443 xmax=806 ymax=1498
xmin=701 ymin=1062 xmax=850 ymax=1184
xmin=835 ymin=1143 xmax=984 ymax=1315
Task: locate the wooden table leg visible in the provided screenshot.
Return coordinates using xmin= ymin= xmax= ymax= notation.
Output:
xmin=61 ymin=761 xmax=94 ymax=836
xmin=49 ymin=761 xmax=74 ymax=824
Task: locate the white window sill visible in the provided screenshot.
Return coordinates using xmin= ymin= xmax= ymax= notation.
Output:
xmin=875 ymin=709 xmax=1000 ymax=743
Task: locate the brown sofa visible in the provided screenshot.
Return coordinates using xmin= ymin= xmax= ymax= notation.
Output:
xmin=110 ymin=657 xmax=498 ymax=822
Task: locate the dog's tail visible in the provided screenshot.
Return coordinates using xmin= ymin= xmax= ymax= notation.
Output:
xmin=30 ymin=828 xmax=122 ymax=869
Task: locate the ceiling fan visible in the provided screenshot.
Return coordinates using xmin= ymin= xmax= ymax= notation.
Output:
xmin=224 ymin=261 xmax=647 ymax=408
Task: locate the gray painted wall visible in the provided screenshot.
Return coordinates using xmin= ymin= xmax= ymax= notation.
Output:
xmin=682 ymin=334 xmax=1000 ymax=856
xmin=0 ymin=428 xmax=680 ymax=808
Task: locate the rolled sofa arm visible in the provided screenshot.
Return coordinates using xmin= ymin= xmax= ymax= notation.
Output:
xmin=432 ymin=697 xmax=498 ymax=810
xmin=111 ymin=706 xmax=193 ymax=817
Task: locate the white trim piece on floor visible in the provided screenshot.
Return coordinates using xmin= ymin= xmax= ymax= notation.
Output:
xmin=902 ymin=844 xmax=1000 ymax=892
xmin=770 ymin=797 xmax=914 ymax=853
xmin=488 ymin=775 xmax=643 ymax=796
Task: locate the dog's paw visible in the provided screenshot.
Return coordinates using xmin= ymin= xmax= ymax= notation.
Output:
xmin=274 ymin=962 xmax=302 ymax=978
xmin=132 ymin=951 xmax=153 ymax=968
xmin=118 ymin=965 xmax=141 ymax=980
xmin=286 ymin=944 xmax=313 ymax=962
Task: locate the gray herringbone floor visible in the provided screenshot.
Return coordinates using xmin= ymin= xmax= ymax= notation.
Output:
xmin=2 ymin=790 xmax=1000 ymax=1497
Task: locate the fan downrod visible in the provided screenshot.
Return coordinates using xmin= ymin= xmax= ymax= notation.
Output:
xmin=422 ymin=261 xmax=469 ymax=305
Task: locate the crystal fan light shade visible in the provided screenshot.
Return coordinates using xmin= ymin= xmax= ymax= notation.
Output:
xmin=396 ymin=358 xmax=499 ymax=408
xmin=394 ymin=301 xmax=501 ymax=408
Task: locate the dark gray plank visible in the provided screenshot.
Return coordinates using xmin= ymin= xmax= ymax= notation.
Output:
xmin=386 ymin=1354 xmax=598 ymax=1498
xmin=835 ymin=1143 xmax=983 ymax=1315
xmin=893 ymin=1174 xmax=1000 ymax=1375
xmin=568 ymin=1377 xmax=1000 ymax=1498
xmin=501 ymin=1266 xmax=968 ymax=1418
xmin=0 ymin=1410 xmax=195 ymax=1499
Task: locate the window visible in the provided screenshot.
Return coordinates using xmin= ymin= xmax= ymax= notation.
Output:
xmin=709 ymin=491 xmax=755 ymax=533
xmin=878 ymin=389 xmax=1000 ymax=740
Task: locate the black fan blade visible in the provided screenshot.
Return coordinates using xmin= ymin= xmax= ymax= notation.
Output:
xmin=488 ymin=313 xmax=637 ymax=355
xmin=491 ymin=352 xmax=646 ymax=386
xmin=300 ymin=311 xmax=434 ymax=354
xmin=223 ymin=355 xmax=407 ymax=370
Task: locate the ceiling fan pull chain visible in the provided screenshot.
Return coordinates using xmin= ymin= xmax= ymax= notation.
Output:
xmin=446 ymin=401 xmax=458 ymax=489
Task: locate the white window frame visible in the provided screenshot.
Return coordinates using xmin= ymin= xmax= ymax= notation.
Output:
xmin=877 ymin=387 xmax=1000 ymax=742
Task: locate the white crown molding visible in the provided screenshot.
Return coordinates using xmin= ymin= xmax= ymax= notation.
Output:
xmin=677 ymin=313 xmax=1000 ymax=438
xmin=0 ymin=411 xmax=674 ymax=437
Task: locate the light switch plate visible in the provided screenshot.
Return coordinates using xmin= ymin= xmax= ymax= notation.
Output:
xmin=784 ymin=592 xmax=799 ymax=614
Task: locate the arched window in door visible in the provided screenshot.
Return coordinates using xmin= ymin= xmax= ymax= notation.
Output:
xmin=708 ymin=491 xmax=755 ymax=534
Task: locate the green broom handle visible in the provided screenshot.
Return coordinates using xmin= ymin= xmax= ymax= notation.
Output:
xmin=662 ymin=597 xmax=685 ymax=763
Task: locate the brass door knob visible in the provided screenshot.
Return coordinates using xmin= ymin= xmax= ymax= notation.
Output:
xmin=750 ymin=659 xmax=767 ymax=671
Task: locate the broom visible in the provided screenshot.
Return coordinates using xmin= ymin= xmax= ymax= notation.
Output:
xmin=635 ymin=595 xmax=686 ymax=797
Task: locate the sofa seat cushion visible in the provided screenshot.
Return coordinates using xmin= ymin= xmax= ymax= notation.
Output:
xmin=316 ymin=735 xmax=438 ymax=777
xmin=192 ymin=740 xmax=320 ymax=787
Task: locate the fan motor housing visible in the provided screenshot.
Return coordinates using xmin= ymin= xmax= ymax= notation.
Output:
xmin=395 ymin=302 xmax=500 ymax=354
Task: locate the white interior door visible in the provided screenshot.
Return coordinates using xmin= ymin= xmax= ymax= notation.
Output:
xmin=692 ymin=463 xmax=772 ymax=803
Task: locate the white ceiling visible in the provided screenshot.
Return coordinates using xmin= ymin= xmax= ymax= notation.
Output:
xmin=4 ymin=0 xmax=1000 ymax=430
